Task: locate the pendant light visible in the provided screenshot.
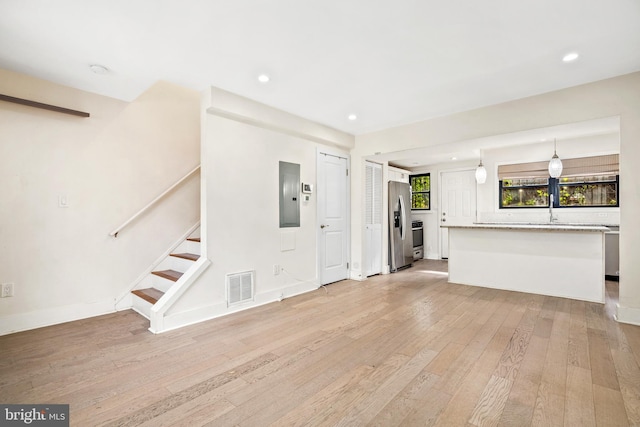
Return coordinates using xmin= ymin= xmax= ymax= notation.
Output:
xmin=548 ymin=138 xmax=563 ymax=178
xmin=475 ymin=151 xmax=487 ymax=184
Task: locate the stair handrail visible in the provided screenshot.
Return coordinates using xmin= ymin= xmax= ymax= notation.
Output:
xmin=109 ymin=164 xmax=200 ymax=238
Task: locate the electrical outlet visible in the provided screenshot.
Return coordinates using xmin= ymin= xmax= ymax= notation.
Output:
xmin=273 ymin=264 xmax=280 ymax=275
xmin=1 ymin=283 xmax=14 ymax=298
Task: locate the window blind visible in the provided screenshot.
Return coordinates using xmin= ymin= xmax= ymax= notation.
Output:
xmin=498 ymin=154 xmax=619 ymax=179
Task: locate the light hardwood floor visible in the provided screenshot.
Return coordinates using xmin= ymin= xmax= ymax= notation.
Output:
xmin=2 ymin=260 xmax=640 ymax=426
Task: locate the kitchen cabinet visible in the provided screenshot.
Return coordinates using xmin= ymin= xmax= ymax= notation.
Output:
xmin=443 ymin=223 xmax=608 ymax=303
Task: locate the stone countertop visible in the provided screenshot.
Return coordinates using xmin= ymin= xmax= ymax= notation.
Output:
xmin=440 ymin=222 xmax=611 ymax=232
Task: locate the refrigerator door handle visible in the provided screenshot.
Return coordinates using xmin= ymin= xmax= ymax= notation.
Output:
xmin=399 ymin=194 xmax=406 ymax=241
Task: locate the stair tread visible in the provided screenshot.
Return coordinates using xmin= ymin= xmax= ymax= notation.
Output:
xmin=171 ymin=252 xmax=199 ymax=261
xmin=132 ymin=288 xmax=164 ymax=305
xmin=187 ymin=237 xmax=200 ymax=242
xmin=152 ymin=269 xmax=183 ymax=282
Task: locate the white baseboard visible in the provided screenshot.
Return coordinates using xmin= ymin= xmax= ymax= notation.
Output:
xmin=0 ymin=299 xmax=116 ymax=336
xmin=153 ymin=279 xmax=319 ymax=334
xmin=350 ymin=269 xmax=364 ymax=281
xmin=616 ymin=303 xmax=640 ymax=326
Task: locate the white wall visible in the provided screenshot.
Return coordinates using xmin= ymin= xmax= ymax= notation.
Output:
xmin=161 ymin=87 xmax=353 ymax=330
xmin=352 ymin=72 xmax=640 ymax=325
xmin=0 ymin=69 xmax=201 ymax=335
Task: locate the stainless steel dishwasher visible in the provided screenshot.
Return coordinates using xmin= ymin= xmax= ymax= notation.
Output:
xmin=605 ymin=225 xmax=619 ymax=281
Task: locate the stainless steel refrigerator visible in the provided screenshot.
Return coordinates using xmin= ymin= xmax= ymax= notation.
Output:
xmin=388 ymin=181 xmax=413 ymax=272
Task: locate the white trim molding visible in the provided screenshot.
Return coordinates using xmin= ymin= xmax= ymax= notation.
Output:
xmin=616 ymin=303 xmax=640 ymax=326
xmin=154 ymin=274 xmax=319 ymax=334
xmin=0 ymin=299 xmax=116 ymax=336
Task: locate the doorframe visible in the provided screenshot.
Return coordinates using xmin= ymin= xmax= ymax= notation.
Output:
xmin=438 ymin=167 xmax=477 ymax=259
xmin=316 ymin=147 xmax=351 ymax=285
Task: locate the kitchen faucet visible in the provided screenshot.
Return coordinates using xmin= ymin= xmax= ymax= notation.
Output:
xmin=549 ymin=194 xmax=557 ymax=222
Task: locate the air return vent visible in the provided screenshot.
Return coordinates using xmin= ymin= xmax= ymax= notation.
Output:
xmin=227 ymin=270 xmax=254 ymax=306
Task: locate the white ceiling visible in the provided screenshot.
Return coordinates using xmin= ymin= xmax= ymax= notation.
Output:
xmin=1 ymin=0 xmax=639 ymax=136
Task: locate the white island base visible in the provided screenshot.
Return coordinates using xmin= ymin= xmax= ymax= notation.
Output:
xmin=444 ymin=224 xmax=608 ymax=303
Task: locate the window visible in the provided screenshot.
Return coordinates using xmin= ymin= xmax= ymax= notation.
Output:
xmin=498 ymin=154 xmax=619 ymax=209
xmin=501 ymin=178 xmax=549 ymax=207
xmin=557 ymin=175 xmax=618 ymax=207
xmin=410 ymin=173 xmax=430 ymax=210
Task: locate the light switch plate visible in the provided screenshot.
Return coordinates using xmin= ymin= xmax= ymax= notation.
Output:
xmin=58 ymin=195 xmax=69 ymax=208
xmin=1 ymin=283 xmax=14 ymax=298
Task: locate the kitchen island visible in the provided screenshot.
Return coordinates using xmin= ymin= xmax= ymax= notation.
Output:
xmin=442 ymin=223 xmax=609 ymax=303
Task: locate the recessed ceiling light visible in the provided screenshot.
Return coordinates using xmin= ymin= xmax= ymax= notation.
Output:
xmin=562 ymin=52 xmax=579 ymax=63
xmin=257 ymin=74 xmax=270 ymax=83
xmin=348 ymin=114 xmax=357 ymax=121
xmin=89 ymin=64 xmax=109 ymax=75
xmin=451 ymin=156 xmax=457 ymax=160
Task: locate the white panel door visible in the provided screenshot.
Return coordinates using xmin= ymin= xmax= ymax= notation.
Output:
xmin=318 ymin=153 xmax=349 ymax=285
xmin=440 ymin=169 xmax=476 ymax=259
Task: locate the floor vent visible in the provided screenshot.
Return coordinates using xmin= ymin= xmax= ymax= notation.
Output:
xmin=227 ymin=270 xmax=254 ymax=306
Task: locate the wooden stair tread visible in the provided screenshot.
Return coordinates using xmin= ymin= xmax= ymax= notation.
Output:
xmin=151 ymin=269 xmax=183 ymax=282
xmin=132 ymin=288 xmax=164 ymax=305
xmin=171 ymin=252 xmax=199 ymax=261
xmin=187 ymin=237 xmax=200 ymax=242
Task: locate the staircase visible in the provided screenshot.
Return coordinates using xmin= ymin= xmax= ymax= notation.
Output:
xmin=130 ymin=232 xmax=201 ymax=319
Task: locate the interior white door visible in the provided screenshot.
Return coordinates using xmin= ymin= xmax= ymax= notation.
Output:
xmin=440 ymin=169 xmax=476 ymax=258
xmin=365 ymin=162 xmax=382 ymax=276
xmin=317 ymin=152 xmax=349 ymax=285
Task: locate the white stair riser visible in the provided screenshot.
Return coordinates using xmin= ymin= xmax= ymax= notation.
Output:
xmin=155 ymin=257 xmax=175 ymax=272
xmin=151 ymin=275 xmax=177 ymax=293
xmin=188 ymin=227 xmax=200 ymax=240
xmin=171 ymin=256 xmax=197 ymax=272
xmin=132 ymin=275 xmax=153 ymax=292
xmin=152 ymin=256 xmax=195 ymax=277
xmin=175 ymin=240 xmax=201 ymax=255
xmin=132 ymin=295 xmax=153 ymax=319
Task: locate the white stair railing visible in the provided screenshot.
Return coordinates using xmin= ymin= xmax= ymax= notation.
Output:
xmin=109 ymin=165 xmax=200 ymax=238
